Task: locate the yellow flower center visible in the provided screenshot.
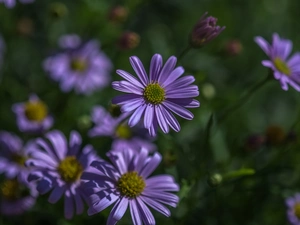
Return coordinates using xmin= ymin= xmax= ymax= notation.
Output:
xmin=109 ymin=104 xmax=122 ymax=118
xmin=1 ymin=180 xmax=20 ymax=200
xmin=57 ymin=156 xmax=83 ymax=183
xmin=294 ymin=203 xmax=300 ymax=219
xmin=24 ymin=101 xmax=48 ymax=122
xmin=70 ymin=58 xmax=88 ymax=72
xmin=117 ymin=171 xmax=146 ymax=198
xmin=143 ymin=83 xmax=165 ymax=105
xmin=115 ymin=124 xmax=132 ymax=139
xmin=12 ymin=154 xmax=27 ymax=166
xmin=273 ymin=57 xmax=291 ymax=76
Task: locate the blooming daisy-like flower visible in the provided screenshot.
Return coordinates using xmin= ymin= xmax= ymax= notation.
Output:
xmin=27 ymin=130 xmax=100 ymax=219
xmin=0 ymin=178 xmax=38 ymax=215
xmin=12 ymin=94 xmax=53 ymax=133
xmin=286 ymin=193 xmax=300 ymax=225
xmin=43 ymin=34 xmax=112 ymax=95
xmin=255 ymin=33 xmax=300 ymax=91
xmin=0 ymin=131 xmax=34 ymax=181
xmin=112 ymin=54 xmax=200 ymax=136
xmin=0 ymin=0 xmax=34 ymax=8
xmin=89 ymin=105 xmax=156 ymax=152
xmin=85 ymin=147 xmax=179 ymax=225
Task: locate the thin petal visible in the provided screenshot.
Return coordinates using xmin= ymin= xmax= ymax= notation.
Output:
xmin=130 ymin=56 xmax=149 ymax=86
xmin=116 ymin=69 xmax=144 ymax=88
xmin=130 ymin=199 xmax=142 ymax=225
xmin=48 ymin=186 xmax=65 ymax=203
xmin=45 ymin=130 xmax=67 ymax=161
xmin=128 ymin=105 xmax=146 ymax=127
xmin=140 ymin=196 xmax=170 ymax=217
xmin=140 ymin=152 xmax=162 ymax=178
xmin=87 ymin=194 xmax=119 ymax=215
xmin=121 ymin=98 xmax=144 ymax=113
xmin=144 ymin=105 xmax=154 ymax=129
xmin=155 ymin=106 xmax=169 ymax=133
xmin=149 ymin=54 xmax=163 ymax=82
xmin=110 ymin=197 xmax=129 ymax=222
xmin=254 ymin=36 xmax=271 ymax=56
xmin=163 ymin=100 xmax=194 ymax=120
xmin=64 ymin=192 xmax=74 ymax=219
xmin=112 ymin=94 xmax=142 ymax=105
xmin=162 ymin=67 xmax=184 ymax=87
xmin=158 ymin=56 xmax=177 ymax=84
xmin=160 ymin=106 xmax=180 ymax=132
xmin=136 ymin=198 xmax=155 ymax=225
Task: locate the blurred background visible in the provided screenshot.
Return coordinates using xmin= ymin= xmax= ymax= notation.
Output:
xmin=1 ymin=0 xmax=300 ymax=224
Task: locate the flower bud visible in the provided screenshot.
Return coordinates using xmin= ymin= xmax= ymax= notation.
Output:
xmin=207 ymin=173 xmax=222 ymax=187
xmin=108 ymin=104 xmax=122 ymax=118
xmin=265 ymin=125 xmax=286 ymax=146
xmin=118 ymin=31 xmax=140 ymax=50
xmin=109 ymin=6 xmax=128 ymax=23
xmin=189 ymin=12 xmax=225 ymax=48
xmin=224 ymin=39 xmax=243 ymax=56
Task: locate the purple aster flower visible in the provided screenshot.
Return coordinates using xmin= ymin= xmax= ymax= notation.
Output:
xmin=85 ymin=147 xmax=179 ymax=225
xmin=189 ymin=12 xmax=225 ymax=48
xmin=286 ymin=193 xmax=300 ymax=225
xmin=0 ymin=131 xmax=34 ymax=181
xmin=0 ymin=0 xmax=34 ymax=8
xmin=43 ymin=34 xmax=112 ymax=95
xmin=26 ymin=130 xmax=101 ymax=219
xmin=0 ymin=178 xmax=38 ymax=215
xmin=12 ymin=94 xmax=53 ymax=133
xmin=112 ymin=53 xmax=200 ymax=136
xmin=255 ymin=33 xmax=300 ymax=91
xmin=89 ymin=105 xmax=156 ymax=152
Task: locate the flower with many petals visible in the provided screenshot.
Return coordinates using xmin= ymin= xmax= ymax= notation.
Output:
xmin=286 ymin=193 xmax=300 ymax=225
xmin=43 ymin=34 xmax=112 ymax=95
xmin=0 ymin=0 xmax=34 ymax=8
xmin=85 ymin=147 xmax=179 ymax=225
xmin=255 ymin=33 xmax=300 ymax=91
xmin=0 ymin=131 xmax=34 ymax=181
xmin=12 ymin=94 xmax=53 ymax=133
xmin=89 ymin=105 xmax=156 ymax=152
xmin=112 ymin=54 xmax=200 ymax=136
xmin=27 ymin=130 xmax=101 ymax=219
xmin=0 ymin=178 xmax=37 ymax=215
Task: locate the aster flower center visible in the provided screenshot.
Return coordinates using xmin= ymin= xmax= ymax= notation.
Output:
xmin=57 ymin=156 xmax=83 ymax=183
xmin=12 ymin=154 xmax=27 ymax=166
xmin=143 ymin=83 xmax=165 ymax=105
xmin=24 ymin=101 xmax=48 ymax=122
xmin=294 ymin=203 xmax=300 ymax=219
xmin=0 ymin=180 xmax=21 ymax=200
xmin=273 ymin=57 xmax=291 ymax=76
xmin=115 ymin=124 xmax=132 ymax=139
xmin=70 ymin=58 xmax=88 ymax=72
xmin=117 ymin=171 xmax=146 ymax=198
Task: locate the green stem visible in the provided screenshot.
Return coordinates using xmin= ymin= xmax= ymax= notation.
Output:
xmin=217 ymin=72 xmax=272 ymax=124
xmin=177 ymin=45 xmax=192 ymax=62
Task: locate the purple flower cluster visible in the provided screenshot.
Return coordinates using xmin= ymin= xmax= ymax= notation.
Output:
xmin=255 ymin=33 xmax=300 ymax=91
xmin=43 ymin=34 xmax=112 ymax=95
xmin=286 ymin=194 xmax=300 ymax=225
xmin=0 ymin=0 xmax=34 ymax=8
xmin=112 ymin=53 xmax=200 ymax=136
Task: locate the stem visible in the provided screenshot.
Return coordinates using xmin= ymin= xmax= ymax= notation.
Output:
xmin=217 ymin=72 xmax=272 ymax=124
xmin=177 ymin=45 xmax=192 ymax=62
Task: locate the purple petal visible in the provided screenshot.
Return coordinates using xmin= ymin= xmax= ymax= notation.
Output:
xmin=162 ymin=100 xmax=194 ymax=120
xmin=162 ymin=67 xmax=184 ymax=87
xmin=45 ymin=130 xmax=67 ymax=161
xmin=144 ymin=105 xmax=154 ymax=129
xmin=37 ymin=178 xmax=53 ymax=194
xmin=110 ymin=197 xmax=129 ymax=222
xmin=134 ymin=148 xmax=149 ymax=173
xmin=130 ymin=199 xmax=142 ymax=225
xmin=74 ymin=192 xmax=85 ymax=215
xmin=140 ymin=196 xmax=170 ymax=217
xmin=121 ymin=98 xmax=144 ymax=113
xmin=254 ymin=36 xmax=271 ymax=56
xmin=128 ymin=105 xmax=146 ymax=127
xmin=166 ymin=89 xmax=199 ymax=98
xmin=140 ymin=152 xmax=162 ymax=178
xmin=116 ymin=69 xmax=144 ymax=88
xmin=168 ymin=98 xmax=200 ymax=108
xmin=64 ymin=192 xmax=74 ymax=219
xmin=288 ymin=53 xmax=300 ymax=68
xmin=112 ymin=94 xmax=142 ymax=105
xmin=87 ymin=194 xmax=119 ymax=215
xmin=164 ymin=75 xmax=195 ymax=90
xmin=158 ymin=56 xmax=177 ymax=84
xmin=155 ymin=106 xmax=169 ymax=133
xmin=160 ymin=106 xmax=180 ymax=132
xmin=69 ymin=131 xmax=82 ymax=156
xmin=130 ymin=56 xmax=149 ymax=86
xmin=136 ymin=198 xmax=155 ymax=225
xmin=49 ymin=186 xmax=65 ymax=203
xmin=149 ymin=54 xmax=163 ymax=82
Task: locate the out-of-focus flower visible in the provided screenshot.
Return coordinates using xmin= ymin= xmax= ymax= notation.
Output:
xmin=26 ymin=130 xmax=101 ymax=219
xmin=112 ymin=53 xmax=200 ymax=136
xmin=244 ymin=134 xmax=265 ymax=151
xmin=207 ymin=173 xmax=223 ymax=187
xmin=16 ymin=17 xmax=34 ymax=37
xmin=108 ymin=6 xmax=128 ymax=23
xmin=89 ymin=105 xmax=156 ymax=152
xmin=49 ymin=2 xmax=68 ymax=19
xmin=189 ymin=12 xmax=225 ymax=48
xmin=286 ymin=193 xmax=300 ymax=225
xmin=0 ymin=178 xmax=37 ymax=215
xmin=118 ymin=31 xmax=140 ymax=50
xmin=85 ymin=148 xmax=179 ymax=225
xmin=202 ymin=83 xmax=216 ymax=99
xmin=12 ymin=94 xmax=53 ymax=134
xmin=224 ymin=39 xmax=243 ymax=56
xmin=0 ymin=0 xmax=34 ymax=8
xmin=43 ymin=34 xmax=112 ymax=95
xmin=0 ymin=131 xmax=34 ymax=181
xmin=265 ymin=125 xmax=286 ymax=146
xmin=255 ymin=33 xmax=300 ymax=91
